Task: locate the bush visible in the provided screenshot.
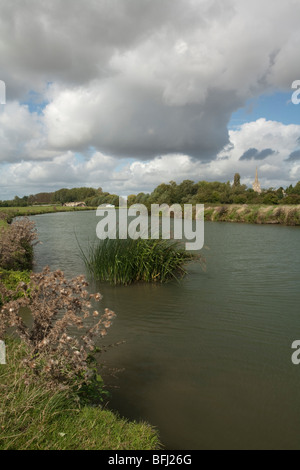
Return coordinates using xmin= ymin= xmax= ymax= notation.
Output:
xmin=0 ymin=267 xmax=116 ymax=393
xmin=0 ymin=217 xmax=38 ymax=270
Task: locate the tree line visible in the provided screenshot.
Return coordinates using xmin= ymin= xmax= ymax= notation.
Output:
xmin=1 ymin=175 xmax=300 ymax=207
xmin=0 ymin=187 xmax=119 ymax=207
xmin=128 ymin=175 xmax=300 ymax=207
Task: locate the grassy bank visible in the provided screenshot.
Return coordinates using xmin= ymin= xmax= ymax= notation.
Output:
xmin=2 ymin=203 xmax=300 ymax=227
xmin=0 ymin=205 xmax=96 ymax=224
xmin=0 ymin=338 xmax=160 ymax=450
xmin=204 ymin=204 xmax=300 ymax=226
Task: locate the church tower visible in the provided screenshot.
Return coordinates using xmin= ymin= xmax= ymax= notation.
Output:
xmin=252 ymin=167 xmax=262 ymax=193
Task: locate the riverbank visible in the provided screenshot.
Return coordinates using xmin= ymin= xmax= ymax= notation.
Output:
xmin=204 ymin=204 xmax=300 ymax=226
xmin=0 ymin=338 xmax=160 ymax=450
xmin=0 ymin=214 xmax=161 ymax=450
xmin=0 ymin=205 xmax=97 ymax=224
xmin=2 ymin=203 xmax=300 ymax=227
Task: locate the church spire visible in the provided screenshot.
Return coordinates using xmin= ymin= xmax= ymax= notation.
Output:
xmin=253 ymin=167 xmax=262 ymax=193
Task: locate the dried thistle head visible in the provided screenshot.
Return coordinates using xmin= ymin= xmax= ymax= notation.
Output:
xmin=0 ymin=267 xmax=116 ymax=391
xmin=0 ymin=217 xmax=38 ymax=270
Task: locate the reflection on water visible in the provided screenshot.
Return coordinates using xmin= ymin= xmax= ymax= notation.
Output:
xmin=31 ymin=211 xmax=300 ymax=449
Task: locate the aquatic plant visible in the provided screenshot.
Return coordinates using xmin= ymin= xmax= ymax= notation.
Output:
xmin=81 ymin=237 xmax=201 ymax=285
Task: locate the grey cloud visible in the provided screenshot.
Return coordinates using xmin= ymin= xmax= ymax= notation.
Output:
xmin=239 ymin=148 xmax=275 ymax=161
xmin=45 ymin=83 xmax=243 ymax=161
xmin=239 ymin=148 xmax=259 ymax=160
xmin=286 ymin=150 xmax=300 ymax=162
xmin=0 ymin=0 xmax=226 ymax=99
xmin=255 ymin=148 xmax=276 ymax=160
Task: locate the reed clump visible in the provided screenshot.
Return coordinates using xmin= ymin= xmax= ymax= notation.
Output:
xmin=82 ymin=238 xmax=201 ymax=285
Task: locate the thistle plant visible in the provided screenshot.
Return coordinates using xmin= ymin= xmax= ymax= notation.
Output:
xmin=0 ymin=267 xmax=116 ymax=392
xmin=0 ymin=217 xmax=38 ymax=270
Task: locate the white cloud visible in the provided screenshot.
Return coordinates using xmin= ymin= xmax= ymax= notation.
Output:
xmin=0 ymin=102 xmax=51 ymax=162
xmin=2 ymin=118 xmax=300 ymax=199
xmin=1 ymin=0 xmax=300 ymax=196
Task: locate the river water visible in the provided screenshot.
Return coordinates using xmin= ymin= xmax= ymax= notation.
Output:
xmin=30 ymin=210 xmax=300 ymax=450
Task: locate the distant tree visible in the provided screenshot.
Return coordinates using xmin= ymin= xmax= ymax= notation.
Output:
xmin=276 ymin=187 xmax=285 ymax=200
xmin=233 ymin=194 xmax=247 ymax=204
xmin=293 ymin=181 xmax=300 ymax=195
xmin=176 ymin=180 xmax=197 ymax=202
xmin=263 ymin=192 xmax=279 ymax=205
xmin=282 ymin=194 xmax=300 ymax=204
xmin=233 ymin=173 xmax=241 ymax=187
xmin=127 ymin=195 xmax=137 ymax=206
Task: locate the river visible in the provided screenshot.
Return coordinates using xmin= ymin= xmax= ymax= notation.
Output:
xmin=30 ymin=210 xmax=300 ymax=450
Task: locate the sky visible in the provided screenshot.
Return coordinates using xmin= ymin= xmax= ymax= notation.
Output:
xmin=1 ymin=0 xmax=300 ymax=200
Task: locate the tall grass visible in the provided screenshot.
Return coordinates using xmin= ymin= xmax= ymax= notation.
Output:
xmin=0 ymin=339 xmax=161 ymax=450
xmin=81 ymin=238 xmax=200 ymax=285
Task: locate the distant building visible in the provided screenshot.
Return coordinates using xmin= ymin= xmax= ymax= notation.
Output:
xmin=252 ymin=167 xmax=262 ymax=193
xmin=63 ymin=201 xmax=86 ymax=207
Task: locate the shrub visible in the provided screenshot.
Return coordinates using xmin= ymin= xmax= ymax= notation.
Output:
xmin=0 ymin=267 xmax=116 ymax=394
xmin=0 ymin=217 xmax=38 ymax=270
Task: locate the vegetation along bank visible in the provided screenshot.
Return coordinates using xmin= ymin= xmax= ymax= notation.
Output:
xmin=0 ymin=213 xmax=161 ymax=450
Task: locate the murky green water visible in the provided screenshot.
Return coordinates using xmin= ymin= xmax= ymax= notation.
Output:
xmin=30 ymin=210 xmax=300 ymax=449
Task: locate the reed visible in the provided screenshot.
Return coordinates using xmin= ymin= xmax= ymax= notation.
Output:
xmin=81 ymin=238 xmax=200 ymax=285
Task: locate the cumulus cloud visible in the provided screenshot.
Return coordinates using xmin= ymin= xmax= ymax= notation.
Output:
xmin=1 ymin=0 xmax=300 ymax=196
xmin=286 ymin=150 xmax=300 ymax=162
xmin=0 ymin=101 xmax=56 ymax=163
xmin=239 ymin=148 xmax=276 ymax=161
xmin=1 ymin=118 xmax=300 ymax=199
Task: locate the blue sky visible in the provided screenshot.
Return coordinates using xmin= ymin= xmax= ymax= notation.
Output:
xmin=229 ymin=91 xmax=300 ymax=129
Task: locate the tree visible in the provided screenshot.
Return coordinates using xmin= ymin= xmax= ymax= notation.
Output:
xmin=233 ymin=173 xmax=241 ymax=187
xmin=127 ymin=195 xmax=137 ymax=206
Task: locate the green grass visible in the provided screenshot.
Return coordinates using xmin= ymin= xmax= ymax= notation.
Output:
xmin=0 ymin=205 xmax=96 ymax=218
xmin=0 ymin=338 xmax=161 ymax=450
xmin=0 ymin=206 xmax=97 ymax=232
xmin=81 ymin=238 xmax=199 ymax=285
xmin=0 ymin=269 xmax=31 ymax=307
